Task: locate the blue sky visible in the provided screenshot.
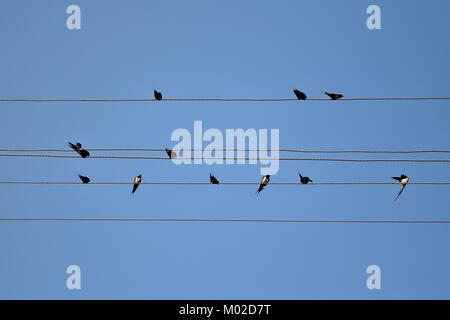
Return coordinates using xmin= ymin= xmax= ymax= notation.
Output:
xmin=0 ymin=0 xmax=449 ymax=299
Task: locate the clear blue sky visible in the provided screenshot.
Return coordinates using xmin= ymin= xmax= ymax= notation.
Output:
xmin=0 ymin=0 xmax=449 ymax=299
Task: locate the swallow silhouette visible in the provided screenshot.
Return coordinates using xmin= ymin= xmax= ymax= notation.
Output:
xmin=256 ymin=175 xmax=271 ymax=194
xmin=132 ymin=174 xmax=142 ymax=194
xmin=392 ymin=174 xmax=409 ymax=201
xmin=324 ymin=92 xmax=343 ymax=100
xmin=210 ymin=173 xmax=219 ymax=184
xmin=78 ymin=174 xmax=90 ymax=184
xmin=298 ymin=171 xmax=312 ymax=184
xmin=165 ymin=148 xmax=176 ymax=159
xmin=293 ymin=88 xmax=307 ymax=100
xmin=77 ymin=149 xmax=90 ymax=158
xmin=68 ymin=142 xmax=90 ymax=158
xmin=154 ymin=89 xmax=163 ymax=101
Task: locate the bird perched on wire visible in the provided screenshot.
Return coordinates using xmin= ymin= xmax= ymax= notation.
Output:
xmin=256 ymin=175 xmax=271 ymax=194
xmin=391 ymin=174 xmax=409 ymax=201
xmin=324 ymin=92 xmax=343 ymax=100
xmin=210 ymin=173 xmax=219 ymax=184
xmin=298 ymin=171 xmax=312 ymax=184
xmin=165 ymin=148 xmax=177 ymax=159
xmin=132 ymin=174 xmax=142 ymax=194
xmin=293 ymin=88 xmax=307 ymax=100
xmin=68 ymin=142 xmax=90 ymax=158
xmin=154 ymin=89 xmax=163 ymax=101
xmin=78 ymin=174 xmax=90 ymax=184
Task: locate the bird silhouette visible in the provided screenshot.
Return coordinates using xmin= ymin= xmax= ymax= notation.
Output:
xmin=210 ymin=173 xmax=219 ymax=184
xmin=68 ymin=142 xmax=89 ymax=158
xmin=165 ymin=148 xmax=176 ymax=159
xmin=77 ymin=149 xmax=90 ymax=158
xmin=298 ymin=171 xmax=312 ymax=184
xmin=256 ymin=175 xmax=271 ymax=194
xmin=154 ymin=89 xmax=163 ymax=101
xmin=132 ymin=174 xmax=142 ymax=194
xmin=78 ymin=174 xmax=90 ymax=184
xmin=391 ymin=174 xmax=409 ymax=201
xmin=324 ymin=92 xmax=343 ymax=100
xmin=293 ymin=88 xmax=307 ymax=100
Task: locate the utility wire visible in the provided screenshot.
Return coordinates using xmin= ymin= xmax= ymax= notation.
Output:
xmin=0 ymin=218 xmax=449 ymax=224
xmin=0 ymin=181 xmax=449 ymax=185
xmin=0 ymin=153 xmax=449 ymax=162
xmin=1 ymin=148 xmax=450 ymax=154
xmin=0 ymin=97 xmax=449 ymax=102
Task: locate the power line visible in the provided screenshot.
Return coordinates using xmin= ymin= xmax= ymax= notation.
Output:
xmin=1 ymin=148 xmax=450 ymax=154
xmin=0 ymin=181 xmax=449 ymax=185
xmin=0 ymin=97 xmax=449 ymax=102
xmin=0 ymin=153 xmax=449 ymax=162
xmin=0 ymin=217 xmax=449 ymax=224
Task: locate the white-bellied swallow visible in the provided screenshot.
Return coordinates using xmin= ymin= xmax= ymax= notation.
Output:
xmin=392 ymin=174 xmax=409 ymax=201
xmin=298 ymin=171 xmax=312 ymax=184
xmin=132 ymin=174 xmax=142 ymax=194
xmin=256 ymin=175 xmax=271 ymax=194
xmin=324 ymin=92 xmax=343 ymax=100
xmin=165 ymin=148 xmax=177 ymax=159
xmin=78 ymin=174 xmax=90 ymax=184
xmin=154 ymin=89 xmax=163 ymax=101
xmin=210 ymin=173 xmax=219 ymax=184
xmin=293 ymin=88 xmax=307 ymax=100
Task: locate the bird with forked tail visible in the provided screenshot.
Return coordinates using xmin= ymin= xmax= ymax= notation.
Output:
xmin=132 ymin=174 xmax=142 ymax=194
xmin=392 ymin=174 xmax=409 ymax=201
xmin=298 ymin=171 xmax=312 ymax=184
xmin=256 ymin=175 xmax=270 ymax=195
xmin=324 ymin=92 xmax=343 ymax=100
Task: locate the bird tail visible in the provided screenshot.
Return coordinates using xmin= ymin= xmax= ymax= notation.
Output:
xmin=394 ymin=185 xmax=405 ymax=201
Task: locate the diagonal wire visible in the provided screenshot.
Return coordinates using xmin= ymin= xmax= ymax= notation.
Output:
xmin=1 ymin=148 xmax=450 ymax=154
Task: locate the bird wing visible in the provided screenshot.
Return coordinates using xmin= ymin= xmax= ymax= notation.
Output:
xmin=68 ymin=142 xmax=77 ymax=150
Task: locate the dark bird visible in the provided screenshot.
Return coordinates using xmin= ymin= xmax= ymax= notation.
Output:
xmin=165 ymin=148 xmax=177 ymax=159
xmin=293 ymin=88 xmax=307 ymax=100
xmin=210 ymin=173 xmax=219 ymax=184
xmin=77 ymin=149 xmax=90 ymax=158
xmin=78 ymin=174 xmax=90 ymax=184
xmin=391 ymin=174 xmax=409 ymax=201
xmin=68 ymin=142 xmax=90 ymax=158
xmin=68 ymin=142 xmax=82 ymax=151
xmin=298 ymin=171 xmax=312 ymax=184
xmin=132 ymin=174 xmax=142 ymax=194
xmin=324 ymin=92 xmax=343 ymax=100
xmin=256 ymin=175 xmax=271 ymax=194
xmin=154 ymin=89 xmax=163 ymax=101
